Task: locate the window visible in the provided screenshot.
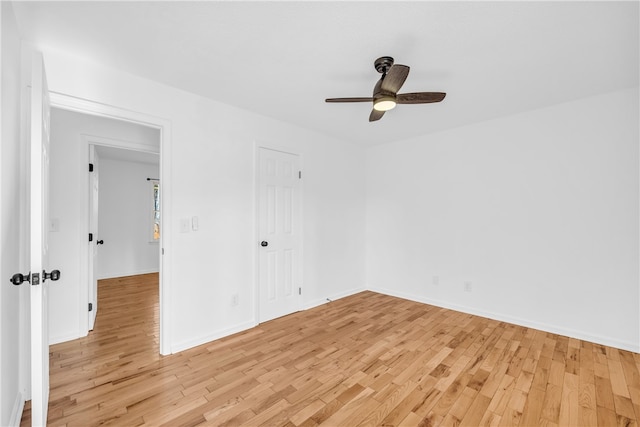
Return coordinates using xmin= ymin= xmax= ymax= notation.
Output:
xmin=150 ymin=180 xmax=160 ymax=241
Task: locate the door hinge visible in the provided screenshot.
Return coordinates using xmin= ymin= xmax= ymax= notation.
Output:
xmin=299 ymin=287 xmax=302 ymax=295
xmin=298 ymin=171 xmax=302 ymax=179
xmin=88 ymin=303 xmax=93 ymax=312
xmin=89 ymin=163 xmax=94 ymax=172
xmin=89 ymin=233 xmax=93 ymax=242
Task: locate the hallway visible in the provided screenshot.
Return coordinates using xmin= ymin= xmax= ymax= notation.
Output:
xmin=21 ymin=273 xmax=159 ymax=425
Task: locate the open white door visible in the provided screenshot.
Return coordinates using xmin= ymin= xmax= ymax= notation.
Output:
xmin=258 ymin=148 xmax=302 ymax=322
xmin=88 ymin=145 xmax=99 ymax=330
xmin=29 ymin=51 xmax=56 ymax=427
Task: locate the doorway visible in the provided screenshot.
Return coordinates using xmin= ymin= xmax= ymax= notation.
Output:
xmin=47 ymin=99 xmax=170 ymax=355
xmin=88 ymin=143 xmax=160 ymax=331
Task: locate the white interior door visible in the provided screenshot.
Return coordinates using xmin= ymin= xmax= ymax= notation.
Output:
xmin=258 ymin=148 xmax=302 ymax=322
xmin=88 ymin=145 xmax=99 ymax=330
xmin=29 ymin=51 xmax=53 ymax=427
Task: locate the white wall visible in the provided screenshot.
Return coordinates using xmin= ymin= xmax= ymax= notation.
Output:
xmin=39 ymin=28 xmax=638 ymax=358
xmin=48 ymin=108 xmax=161 ymax=343
xmin=0 ymin=2 xmax=29 ymax=424
xmin=366 ymin=87 xmax=639 ymax=352
xmin=41 ymin=49 xmax=366 ymax=352
xmin=97 ymin=156 xmax=159 ymax=279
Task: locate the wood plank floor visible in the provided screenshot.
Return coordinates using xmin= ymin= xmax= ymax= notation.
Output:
xmin=22 ymin=273 xmax=640 ymax=426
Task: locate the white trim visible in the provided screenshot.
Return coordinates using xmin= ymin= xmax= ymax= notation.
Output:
xmin=303 ymin=286 xmax=367 ymax=311
xmin=49 ymin=332 xmax=82 ymax=347
xmin=49 ymin=92 xmax=173 ymax=355
xmin=8 ymin=391 xmax=25 ymax=427
xmin=171 ymin=321 xmax=257 ymax=354
xmin=83 ymin=133 xmax=159 ymax=154
xmin=97 ymin=269 xmax=160 ymax=281
xmin=172 ymin=288 xmax=361 ymax=353
xmin=252 ymin=144 xmax=259 ymax=325
xmin=169 ymin=280 xmax=637 ymax=354
xmin=368 ymin=285 xmax=640 ymax=354
xmin=49 ymin=92 xmax=165 ymax=130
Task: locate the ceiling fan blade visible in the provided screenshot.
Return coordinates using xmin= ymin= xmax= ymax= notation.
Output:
xmin=369 ymin=109 xmax=385 ymax=122
xmin=396 ymin=92 xmax=446 ymax=104
xmin=380 ymin=64 xmax=410 ymax=94
xmin=325 ymin=97 xmax=373 ymax=103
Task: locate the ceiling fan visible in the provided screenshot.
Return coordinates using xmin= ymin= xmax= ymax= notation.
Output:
xmin=325 ymin=56 xmax=446 ymax=122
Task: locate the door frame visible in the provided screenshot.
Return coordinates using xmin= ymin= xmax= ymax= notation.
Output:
xmin=83 ymin=136 xmax=160 ymax=332
xmin=49 ymin=92 xmax=172 ymax=355
xmin=253 ymin=141 xmax=304 ymax=323
xmin=87 ymin=143 xmax=99 ymax=331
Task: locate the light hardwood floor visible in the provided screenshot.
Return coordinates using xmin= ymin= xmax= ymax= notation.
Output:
xmin=21 ymin=273 xmax=640 ymax=426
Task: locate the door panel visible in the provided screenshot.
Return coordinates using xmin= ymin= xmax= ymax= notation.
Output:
xmin=283 ymin=249 xmax=293 ymax=296
xmin=29 ymin=51 xmax=51 ymax=427
xmin=258 ymin=148 xmax=301 ymax=322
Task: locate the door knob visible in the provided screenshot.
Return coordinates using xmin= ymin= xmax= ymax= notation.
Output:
xmin=261 ymin=241 xmax=268 ymax=247
xmin=96 ymin=240 xmax=104 ymax=245
xmin=43 ymin=269 xmax=61 ymax=282
xmin=10 ymin=272 xmax=30 ymax=286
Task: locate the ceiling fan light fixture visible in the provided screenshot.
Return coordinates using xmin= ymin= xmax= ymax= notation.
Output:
xmin=373 ymin=96 xmax=397 ymax=112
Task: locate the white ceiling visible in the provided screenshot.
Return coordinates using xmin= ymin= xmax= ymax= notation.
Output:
xmin=12 ymin=1 xmax=639 ymax=147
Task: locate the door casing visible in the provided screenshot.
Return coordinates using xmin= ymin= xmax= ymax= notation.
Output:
xmin=49 ymin=93 xmax=172 ymax=355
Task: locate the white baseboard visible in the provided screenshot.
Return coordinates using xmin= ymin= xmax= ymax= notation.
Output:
xmin=9 ymin=390 xmax=25 ymax=427
xmin=369 ymin=285 xmax=640 ymax=353
xmin=97 ymin=269 xmax=159 ymax=280
xmin=170 ymin=320 xmax=257 ymax=354
xmin=170 ymin=288 xmax=368 ymax=354
xmin=303 ymin=286 xmax=367 ymax=311
xmin=49 ymin=330 xmax=82 ymax=346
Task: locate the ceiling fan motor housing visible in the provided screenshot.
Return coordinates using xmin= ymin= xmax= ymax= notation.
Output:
xmin=374 ymin=56 xmax=395 ymax=74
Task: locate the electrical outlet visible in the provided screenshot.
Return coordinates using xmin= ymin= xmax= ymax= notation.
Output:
xmin=464 ymin=281 xmax=472 ymax=292
xmin=232 ymin=294 xmax=239 ymax=306
xmin=432 ymin=276 xmax=439 ymax=286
